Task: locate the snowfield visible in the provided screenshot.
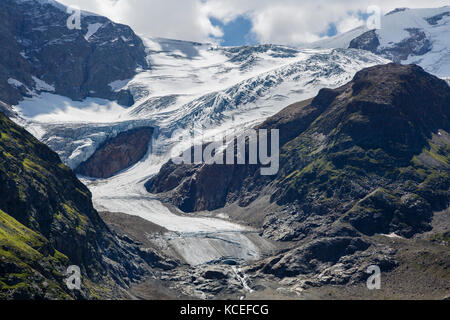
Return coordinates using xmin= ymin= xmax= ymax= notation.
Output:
xmin=13 ymin=37 xmax=388 ymax=266
xmin=14 ymin=93 xmax=129 ymax=124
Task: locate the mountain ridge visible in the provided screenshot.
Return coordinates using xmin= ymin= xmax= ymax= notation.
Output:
xmin=0 ymin=109 xmax=177 ymax=299
xmin=1 ymin=2 xmax=449 ymax=300
xmin=0 ymin=0 xmax=149 ymax=106
xmin=144 ymin=63 xmax=450 ymax=291
xmin=147 ymin=63 xmax=450 ymax=238
xmin=309 ymin=6 xmax=450 ymax=78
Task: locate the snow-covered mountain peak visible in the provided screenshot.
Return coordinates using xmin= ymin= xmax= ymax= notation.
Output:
xmin=310 ymin=6 xmax=450 ymax=77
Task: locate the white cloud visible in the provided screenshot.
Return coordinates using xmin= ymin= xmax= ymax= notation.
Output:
xmin=57 ymin=0 xmax=450 ymax=45
xmin=58 ymin=0 xmax=223 ymax=42
xmin=336 ymin=15 xmax=365 ymax=34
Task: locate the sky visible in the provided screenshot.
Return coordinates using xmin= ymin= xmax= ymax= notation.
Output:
xmin=58 ymin=0 xmax=450 ymax=46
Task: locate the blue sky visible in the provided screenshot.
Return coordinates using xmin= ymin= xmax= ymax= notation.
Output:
xmin=209 ymin=16 xmax=258 ymax=46
xmin=209 ymin=14 xmax=343 ymax=46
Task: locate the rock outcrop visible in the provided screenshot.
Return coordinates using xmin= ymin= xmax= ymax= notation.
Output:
xmin=0 ymin=0 xmax=149 ymax=106
xmin=76 ymin=127 xmax=153 ymax=179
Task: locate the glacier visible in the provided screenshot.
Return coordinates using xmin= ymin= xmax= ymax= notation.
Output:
xmin=309 ymin=6 xmax=450 ymax=78
xmin=13 ymin=37 xmax=389 ymax=266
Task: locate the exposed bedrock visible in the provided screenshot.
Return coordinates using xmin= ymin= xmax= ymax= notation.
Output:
xmin=349 ymin=28 xmax=432 ymax=63
xmin=0 ymin=0 xmax=149 ymax=106
xmin=76 ymin=127 xmax=153 ymax=178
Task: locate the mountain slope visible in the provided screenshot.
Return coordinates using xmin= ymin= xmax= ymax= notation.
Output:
xmin=0 ymin=0 xmax=148 ymax=106
xmin=145 ymin=64 xmax=450 ymax=291
xmin=148 ymin=64 xmax=450 ymax=240
xmin=0 ymin=110 xmax=162 ymax=299
xmin=0 ymin=207 xmax=71 ymax=299
xmin=18 ymin=44 xmax=387 ymax=173
xmin=311 ymin=7 xmax=450 ymax=77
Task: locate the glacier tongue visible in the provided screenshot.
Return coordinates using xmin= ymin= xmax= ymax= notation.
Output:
xmin=13 ymin=38 xmax=389 ymax=266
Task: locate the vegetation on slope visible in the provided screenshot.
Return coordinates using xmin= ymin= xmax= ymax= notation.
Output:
xmin=148 ymin=64 xmax=450 ymax=238
xmin=0 ymin=111 xmax=151 ymax=299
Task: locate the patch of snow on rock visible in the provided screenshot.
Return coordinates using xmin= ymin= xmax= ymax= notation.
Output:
xmin=7 ymin=78 xmax=24 ymax=88
xmin=84 ymin=23 xmax=103 ymax=41
xmin=32 ymin=76 xmax=55 ymax=92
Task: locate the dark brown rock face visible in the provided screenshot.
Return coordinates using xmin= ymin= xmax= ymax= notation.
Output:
xmin=76 ymin=127 xmax=153 ymax=178
xmin=0 ymin=101 xmax=14 ymax=117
